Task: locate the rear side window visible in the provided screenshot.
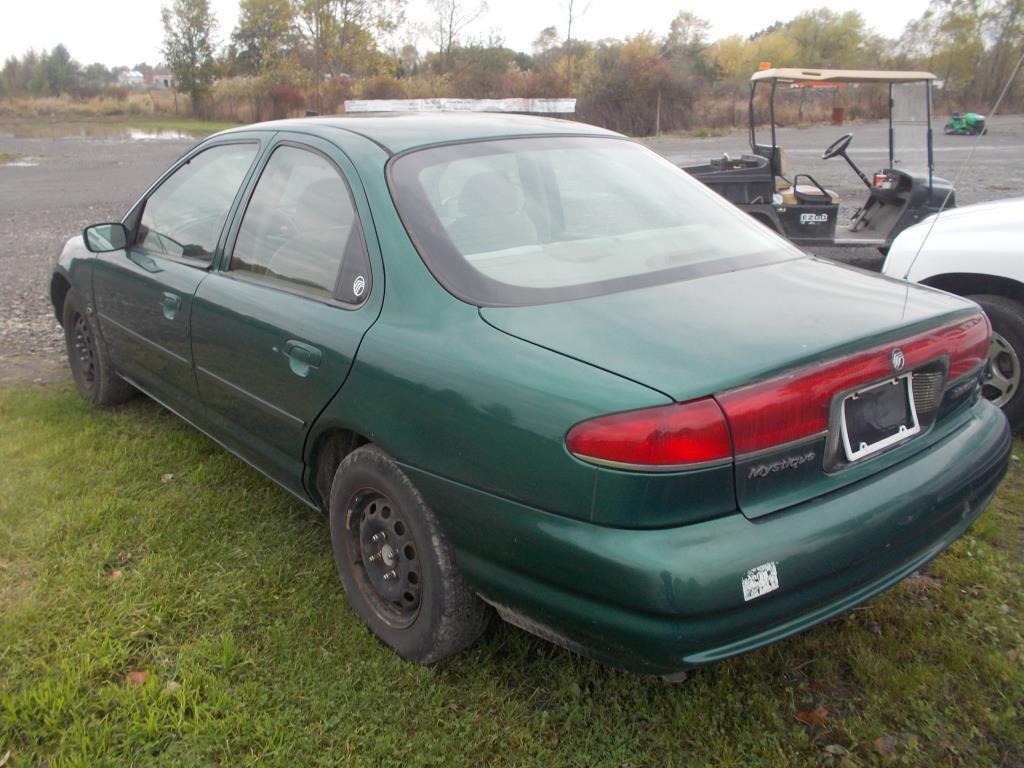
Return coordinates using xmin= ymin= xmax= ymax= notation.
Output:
xmin=137 ymin=142 xmax=258 ymax=262
xmin=229 ymin=145 xmax=369 ymax=303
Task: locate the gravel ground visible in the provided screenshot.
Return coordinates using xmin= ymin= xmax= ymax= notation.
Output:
xmin=0 ymin=124 xmax=194 ymax=385
xmin=1 ymin=115 xmax=1022 ymax=386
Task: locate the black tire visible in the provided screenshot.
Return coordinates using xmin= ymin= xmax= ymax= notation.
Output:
xmin=968 ymin=294 xmax=1024 ymax=430
xmin=329 ymin=445 xmax=490 ymax=664
xmin=62 ymin=289 xmax=134 ymax=406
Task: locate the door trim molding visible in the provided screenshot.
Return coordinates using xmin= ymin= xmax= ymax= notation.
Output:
xmin=195 ymin=364 xmax=306 ymax=429
xmin=98 ymin=312 xmax=190 ymax=366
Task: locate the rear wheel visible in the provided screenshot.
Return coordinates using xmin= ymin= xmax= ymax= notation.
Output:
xmin=62 ymin=289 xmax=133 ymax=406
xmin=329 ymin=445 xmax=490 ymax=664
xmin=968 ymin=294 xmax=1024 ymax=429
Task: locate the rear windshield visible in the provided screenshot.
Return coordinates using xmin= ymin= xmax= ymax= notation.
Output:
xmin=389 ymin=136 xmax=802 ymax=306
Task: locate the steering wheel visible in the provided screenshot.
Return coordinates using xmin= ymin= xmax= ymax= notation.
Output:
xmin=822 ymin=133 xmax=854 ymax=160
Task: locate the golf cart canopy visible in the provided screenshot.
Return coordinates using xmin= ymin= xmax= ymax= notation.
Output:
xmin=749 ymin=67 xmax=939 ymax=182
xmin=750 ymin=68 xmax=937 ymax=85
xmin=685 ymin=65 xmax=954 ymax=249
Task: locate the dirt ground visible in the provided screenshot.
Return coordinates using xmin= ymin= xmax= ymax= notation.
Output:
xmin=1 ymin=115 xmax=1022 ymax=386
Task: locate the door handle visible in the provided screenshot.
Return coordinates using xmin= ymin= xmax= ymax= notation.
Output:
xmin=282 ymin=339 xmax=322 ymax=377
xmin=159 ymin=291 xmax=181 ymax=320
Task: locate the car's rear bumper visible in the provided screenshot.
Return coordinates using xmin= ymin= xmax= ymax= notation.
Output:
xmin=401 ymin=398 xmax=1011 ymax=675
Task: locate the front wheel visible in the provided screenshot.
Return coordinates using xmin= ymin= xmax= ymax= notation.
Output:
xmin=329 ymin=446 xmax=491 ymax=664
xmin=968 ymin=294 xmax=1024 ymax=429
xmin=62 ymin=289 xmax=134 ymax=406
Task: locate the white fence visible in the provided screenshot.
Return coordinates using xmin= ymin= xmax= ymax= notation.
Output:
xmin=343 ymin=98 xmax=576 ymax=114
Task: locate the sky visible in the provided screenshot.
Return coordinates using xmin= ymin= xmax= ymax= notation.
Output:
xmin=1 ymin=0 xmax=932 ymax=69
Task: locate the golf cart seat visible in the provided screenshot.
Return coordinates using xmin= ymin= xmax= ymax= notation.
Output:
xmin=781 ymin=184 xmax=840 ymax=205
xmin=763 ymin=150 xmax=837 ymax=203
xmin=779 ymin=173 xmax=839 ymax=205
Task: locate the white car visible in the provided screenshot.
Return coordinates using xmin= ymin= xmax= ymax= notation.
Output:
xmin=883 ymin=197 xmax=1024 ymax=427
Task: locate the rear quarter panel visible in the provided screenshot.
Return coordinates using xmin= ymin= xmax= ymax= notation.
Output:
xmin=304 ymin=133 xmax=689 ymax=521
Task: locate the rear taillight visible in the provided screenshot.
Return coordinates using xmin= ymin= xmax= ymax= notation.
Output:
xmin=567 ymin=313 xmax=988 ymax=471
xmin=718 ymin=313 xmax=989 ymax=455
xmin=565 ymin=397 xmax=732 ymax=469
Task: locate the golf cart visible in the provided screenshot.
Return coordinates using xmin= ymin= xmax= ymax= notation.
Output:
xmin=685 ymin=68 xmax=955 ymax=250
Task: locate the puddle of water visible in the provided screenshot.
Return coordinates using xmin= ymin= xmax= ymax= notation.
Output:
xmin=0 ymin=122 xmax=197 ymax=141
xmin=129 ymin=128 xmax=192 ymax=141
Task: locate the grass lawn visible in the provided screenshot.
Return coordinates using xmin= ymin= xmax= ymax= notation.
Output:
xmin=0 ymin=152 xmax=22 ymax=164
xmin=121 ymin=118 xmax=243 ymax=136
xmin=1 ymin=384 xmax=1022 ymax=767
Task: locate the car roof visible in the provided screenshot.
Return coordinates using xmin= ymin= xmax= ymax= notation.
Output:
xmin=751 ymin=68 xmax=937 ymax=84
xmin=223 ymin=113 xmax=622 ymax=154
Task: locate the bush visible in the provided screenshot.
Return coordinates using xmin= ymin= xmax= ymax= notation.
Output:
xmin=357 ymin=75 xmax=407 ymax=100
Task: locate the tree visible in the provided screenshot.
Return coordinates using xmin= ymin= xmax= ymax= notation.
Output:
xmin=983 ymin=0 xmax=1024 ymax=103
xmin=231 ymin=0 xmax=296 ymax=75
xmin=28 ymin=45 xmax=79 ymax=96
xmin=562 ymin=0 xmax=592 ymax=84
xmin=533 ymin=25 xmax=559 ymax=55
xmin=665 ymin=11 xmax=710 ymax=57
xmin=663 ymin=11 xmax=713 ymax=78
xmin=78 ymin=62 xmax=115 ymax=97
xmin=785 ymin=9 xmax=874 ymax=68
xmin=428 ymin=0 xmax=488 ymax=71
xmin=162 ymin=0 xmax=218 ymax=116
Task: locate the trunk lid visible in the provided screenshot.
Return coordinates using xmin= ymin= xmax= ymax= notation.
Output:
xmin=481 ymin=258 xmax=977 ymax=401
xmin=481 ymin=257 xmax=985 ymax=518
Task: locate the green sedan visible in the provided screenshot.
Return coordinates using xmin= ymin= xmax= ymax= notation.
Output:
xmin=50 ymin=114 xmax=1011 ymax=678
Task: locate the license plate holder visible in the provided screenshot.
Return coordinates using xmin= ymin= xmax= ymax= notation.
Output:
xmin=840 ymin=374 xmax=920 ymax=462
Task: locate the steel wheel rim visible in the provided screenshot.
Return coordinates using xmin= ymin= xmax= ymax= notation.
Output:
xmin=982 ymin=331 xmax=1020 ymax=408
xmin=72 ymin=312 xmax=96 ymax=386
xmin=346 ymin=489 xmax=421 ymax=629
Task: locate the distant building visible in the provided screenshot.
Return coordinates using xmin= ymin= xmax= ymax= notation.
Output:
xmin=145 ymin=71 xmax=174 ymax=90
xmin=117 ymin=70 xmax=145 ymax=88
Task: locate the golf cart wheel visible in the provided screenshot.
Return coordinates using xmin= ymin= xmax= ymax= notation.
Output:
xmin=329 ymin=445 xmax=490 ymax=664
xmin=62 ymin=289 xmax=133 ymax=406
xmin=943 ymin=123 xmax=956 ymax=135
xmin=968 ymin=294 xmax=1024 ymax=429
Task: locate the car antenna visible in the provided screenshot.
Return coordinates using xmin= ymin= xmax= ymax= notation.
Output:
xmin=902 ymin=49 xmax=1024 ymax=280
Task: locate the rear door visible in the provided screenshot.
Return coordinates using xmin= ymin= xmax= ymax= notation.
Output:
xmin=93 ymin=139 xmax=262 ymax=412
xmin=190 ymin=134 xmax=381 ymax=494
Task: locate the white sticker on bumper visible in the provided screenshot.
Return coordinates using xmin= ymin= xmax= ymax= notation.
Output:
xmin=742 ymin=561 xmax=780 ymax=602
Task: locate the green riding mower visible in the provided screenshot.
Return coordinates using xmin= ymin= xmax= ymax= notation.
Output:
xmin=944 ymin=111 xmax=987 ymax=135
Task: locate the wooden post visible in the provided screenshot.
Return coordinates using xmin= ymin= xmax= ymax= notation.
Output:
xmin=655 ymin=89 xmax=662 ymax=137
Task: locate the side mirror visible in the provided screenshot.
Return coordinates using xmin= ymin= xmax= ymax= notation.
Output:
xmin=82 ymin=223 xmax=128 ymax=253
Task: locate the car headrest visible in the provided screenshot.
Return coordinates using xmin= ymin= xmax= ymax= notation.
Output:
xmin=458 ymin=172 xmax=522 ymax=218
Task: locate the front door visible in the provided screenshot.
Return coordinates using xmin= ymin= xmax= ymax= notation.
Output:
xmin=93 ymin=140 xmax=261 ymax=412
xmin=191 ymin=137 xmax=379 ymax=494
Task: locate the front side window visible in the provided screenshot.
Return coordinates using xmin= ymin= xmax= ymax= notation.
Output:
xmin=137 ymin=142 xmax=258 ymax=262
xmin=390 ymin=136 xmax=802 ymax=306
xmin=229 ymin=145 xmax=368 ymax=302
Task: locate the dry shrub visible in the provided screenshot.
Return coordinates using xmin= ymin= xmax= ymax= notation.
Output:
xmin=402 ymin=74 xmax=452 ymax=99
xmin=357 ymin=75 xmax=407 ymax=100
xmin=318 ymin=77 xmax=354 ymax=113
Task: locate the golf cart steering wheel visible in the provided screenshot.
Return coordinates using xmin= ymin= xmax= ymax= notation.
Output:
xmin=823 ymin=133 xmax=854 ymax=160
